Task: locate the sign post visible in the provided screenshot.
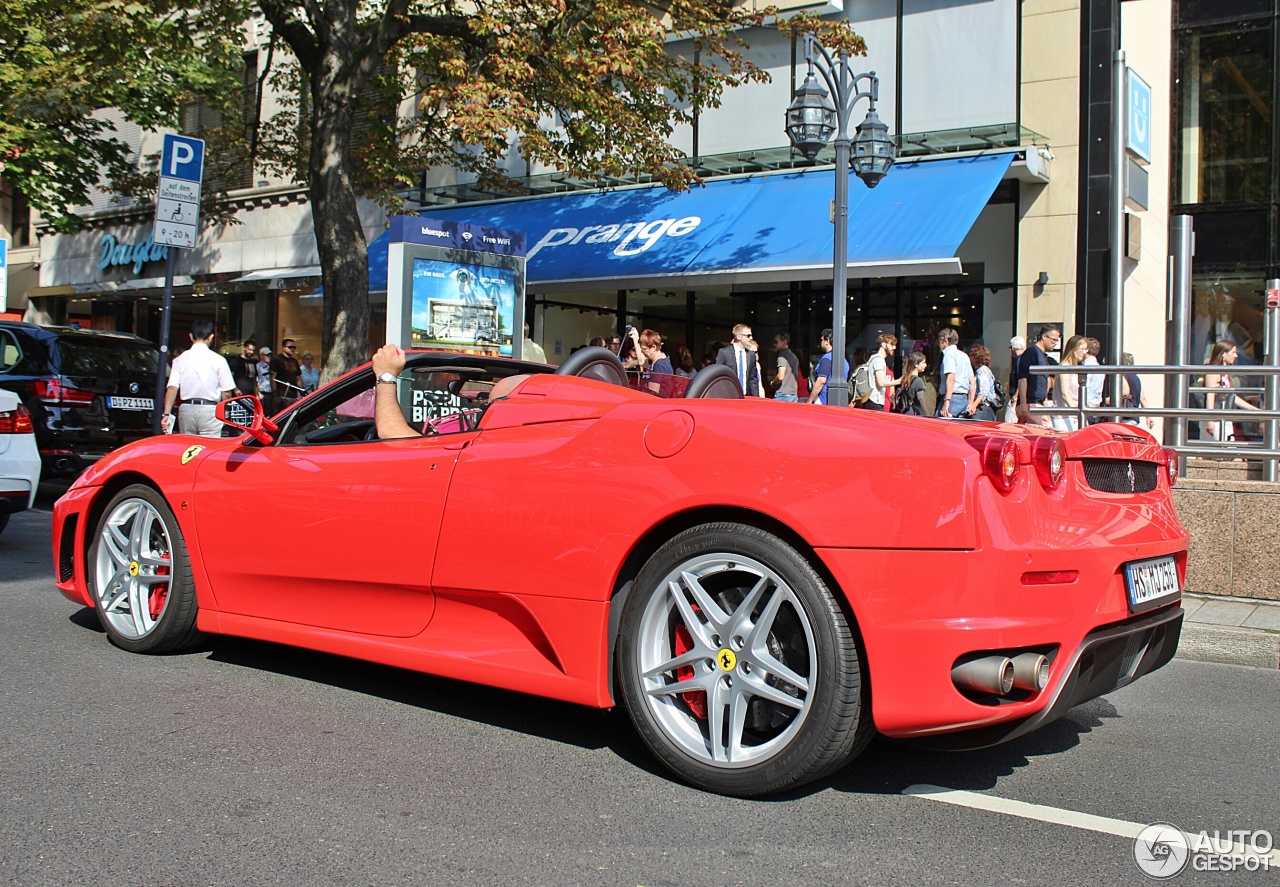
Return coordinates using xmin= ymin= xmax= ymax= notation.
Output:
xmin=151 ymin=134 xmax=205 ymax=434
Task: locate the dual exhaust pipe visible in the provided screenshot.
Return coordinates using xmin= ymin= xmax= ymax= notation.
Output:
xmin=952 ymin=652 xmax=1049 ymax=696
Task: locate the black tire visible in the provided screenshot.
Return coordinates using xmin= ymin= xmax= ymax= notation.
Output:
xmin=616 ymin=522 xmax=871 ymax=797
xmin=0 ymin=512 xmax=9 ymax=536
xmin=88 ymin=484 xmax=202 ymax=653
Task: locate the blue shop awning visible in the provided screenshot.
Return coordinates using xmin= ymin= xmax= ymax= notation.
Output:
xmin=370 ymin=152 xmax=1013 ymax=292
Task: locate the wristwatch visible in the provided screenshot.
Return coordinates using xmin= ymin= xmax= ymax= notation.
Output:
xmin=376 ymin=372 xmax=397 ymax=385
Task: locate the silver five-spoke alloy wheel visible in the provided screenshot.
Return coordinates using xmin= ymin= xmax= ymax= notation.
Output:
xmin=618 ymin=522 xmax=869 ymax=797
xmin=89 ymin=484 xmax=200 ymax=653
xmin=95 ymin=497 xmax=174 ymax=639
xmin=636 ymin=552 xmax=817 ymax=767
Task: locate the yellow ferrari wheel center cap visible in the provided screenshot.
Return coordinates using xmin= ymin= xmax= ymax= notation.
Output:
xmin=128 ymin=561 xmax=140 ymax=577
xmin=716 ymin=648 xmax=737 ymax=671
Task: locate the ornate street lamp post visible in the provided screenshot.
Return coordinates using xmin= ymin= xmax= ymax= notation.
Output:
xmin=785 ymin=32 xmax=896 ymax=406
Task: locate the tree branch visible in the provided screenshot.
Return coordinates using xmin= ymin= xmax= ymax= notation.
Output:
xmin=257 ymin=0 xmax=320 ymax=69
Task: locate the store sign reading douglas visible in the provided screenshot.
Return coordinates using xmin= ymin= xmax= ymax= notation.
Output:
xmin=98 ymin=233 xmax=168 ymax=275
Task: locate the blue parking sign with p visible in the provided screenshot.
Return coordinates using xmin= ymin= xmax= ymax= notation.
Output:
xmin=161 ymin=134 xmax=205 ymax=183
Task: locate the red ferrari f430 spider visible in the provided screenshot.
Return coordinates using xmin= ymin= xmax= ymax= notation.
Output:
xmin=52 ymin=347 xmax=1188 ymax=797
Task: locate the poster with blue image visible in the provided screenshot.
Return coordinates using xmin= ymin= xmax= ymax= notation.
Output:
xmin=410 ymin=258 xmax=515 ymax=355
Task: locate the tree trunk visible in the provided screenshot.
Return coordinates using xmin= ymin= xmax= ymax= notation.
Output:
xmin=309 ymin=54 xmax=370 ymax=385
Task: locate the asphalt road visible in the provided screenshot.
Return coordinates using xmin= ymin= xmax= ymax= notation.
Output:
xmin=1 ymin=496 xmax=1276 ymax=886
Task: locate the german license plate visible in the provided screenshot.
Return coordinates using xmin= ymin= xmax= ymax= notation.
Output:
xmin=106 ymin=396 xmax=154 ymax=411
xmin=1124 ymin=555 xmax=1181 ymax=613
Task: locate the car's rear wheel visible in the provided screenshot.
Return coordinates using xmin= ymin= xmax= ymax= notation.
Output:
xmin=89 ymin=484 xmax=201 ymax=653
xmin=617 ymin=522 xmax=871 ymax=797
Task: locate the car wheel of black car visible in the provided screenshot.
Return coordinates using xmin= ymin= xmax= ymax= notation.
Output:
xmin=88 ymin=484 xmax=201 ymax=653
xmin=0 ymin=513 xmax=9 ymax=536
xmin=617 ymin=522 xmax=871 ymax=797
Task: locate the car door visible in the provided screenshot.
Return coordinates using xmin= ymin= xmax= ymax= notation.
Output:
xmin=191 ymin=374 xmax=471 ymax=637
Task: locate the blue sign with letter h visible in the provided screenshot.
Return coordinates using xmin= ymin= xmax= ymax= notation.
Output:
xmin=160 ymin=134 xmax=206 ymax=183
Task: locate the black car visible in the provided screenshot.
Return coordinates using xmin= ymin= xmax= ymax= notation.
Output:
xmin=0 ymin=322 xmax=160 ymax=478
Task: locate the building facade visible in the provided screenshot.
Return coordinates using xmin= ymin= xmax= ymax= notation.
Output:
xmin=18 ymin=0 xmax=1178 ymax=396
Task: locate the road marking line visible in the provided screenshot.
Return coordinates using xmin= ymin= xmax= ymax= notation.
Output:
xmin=903 ymin=784 xmax=1280 ymax=865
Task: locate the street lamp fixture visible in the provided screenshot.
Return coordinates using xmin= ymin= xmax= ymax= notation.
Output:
xmin=785 ymin=32 xmax=896 ymax=406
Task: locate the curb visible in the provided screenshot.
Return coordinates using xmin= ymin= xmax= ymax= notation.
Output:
xmin=1176 ymin=593 xmax=1280 ymax=669
xmin=1176 ymin=622 xmax=1280 ymax=669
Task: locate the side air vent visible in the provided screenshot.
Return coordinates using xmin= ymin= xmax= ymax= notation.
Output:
xmin=58 ymin=515 xmax=78 ymax=583
xmin=1081 ymin=459 xmax=1158 ymax=494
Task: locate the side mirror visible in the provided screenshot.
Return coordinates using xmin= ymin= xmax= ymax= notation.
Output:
xmin=216 ymin=395 xmax=278 ymax=444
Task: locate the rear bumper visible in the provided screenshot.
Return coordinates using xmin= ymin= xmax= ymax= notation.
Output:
xmin=899 ymin=605 xmax=1182 ymax=750
xmin=0 ymin=446 xmax=41 ymax=512
xmin=818 ymin=538 xmax=1188 ymax=740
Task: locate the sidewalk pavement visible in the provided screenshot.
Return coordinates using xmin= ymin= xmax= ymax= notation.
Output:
xmin=1177 ymin=593 xmax=1280 ymax=669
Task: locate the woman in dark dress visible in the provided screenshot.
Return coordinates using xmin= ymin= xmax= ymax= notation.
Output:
xmin=895 ymin=352 xmax=929 ymax=416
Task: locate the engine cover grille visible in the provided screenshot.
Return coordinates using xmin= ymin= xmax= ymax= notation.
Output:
xmin=1081 ymin=459 xmax=1158 ymax=493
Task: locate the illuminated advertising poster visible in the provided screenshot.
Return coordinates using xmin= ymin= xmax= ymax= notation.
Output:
xmin=410 ymin=258 xmax=515 ymax=355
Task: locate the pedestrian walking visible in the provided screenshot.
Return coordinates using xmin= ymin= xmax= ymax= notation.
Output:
xmin=256 ymin=346 xmax=275 ymax=415
xmin=300 ymin=350 xmax=320 ymax=393
xmin=160 ymin=320 xmax=235 ymax=437
xmin=936 ymin=328 xmax=973 ymax=418
xmin=770 ymin=333 xmax=800 ymax=401
xmin=715 ymin=324 xmax=761 ymax=397
xmin=807 ymin=329 xmax=848 ymax=406
xmin=1005 ymin=336 xmax=1025 ymax=423
xmin=1016 ymin=325 xmax=1060 ymax=426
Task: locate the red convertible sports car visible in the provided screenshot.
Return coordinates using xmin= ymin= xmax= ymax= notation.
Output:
xmin=52 ymin=346 xmax=1188 ymax=797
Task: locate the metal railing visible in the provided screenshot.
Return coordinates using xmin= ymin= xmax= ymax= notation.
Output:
xmin=1027 ymin=364 xmax=1280 ymax=481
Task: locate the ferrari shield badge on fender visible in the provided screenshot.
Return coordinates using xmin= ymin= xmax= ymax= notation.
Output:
xmin=181 ymin=445 xmax=204 ymax=464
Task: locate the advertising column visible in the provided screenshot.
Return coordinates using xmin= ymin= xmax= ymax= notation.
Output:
xmin=384 ymin=216 xmax=527 ymax=358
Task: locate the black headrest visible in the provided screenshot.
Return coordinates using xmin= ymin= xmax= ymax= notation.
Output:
xmin=553 ymin=346 xmax=629 ymax=387
xmin=684 ymin=363 xmax=744 ymax=399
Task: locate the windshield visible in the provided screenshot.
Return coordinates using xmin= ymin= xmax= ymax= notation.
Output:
xmin=628 ymin=369 xmax=691 ymax=399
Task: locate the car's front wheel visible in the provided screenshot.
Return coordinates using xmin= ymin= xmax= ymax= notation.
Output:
xmin=89 ymin=484 xmax=201 ymax=653
xmin=616 ymin=522 xmax=871 ymax=797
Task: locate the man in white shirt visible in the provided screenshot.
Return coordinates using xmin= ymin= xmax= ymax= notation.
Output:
xmin=937 ymin=327 xmax=974 ymax=418
xmin=522 ymin=323 xmax=547 ymax=363
xmin=161 ymin=320 xmax=235 ymax=436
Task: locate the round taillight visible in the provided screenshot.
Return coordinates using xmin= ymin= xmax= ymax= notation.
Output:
xmin=982 ymin=437 xmax=1020 ymax=493
xmin=1162 ymin=447 xmax=1179 ymax=486
xmin=1033 ymin=437 xmax=1065 ymax=490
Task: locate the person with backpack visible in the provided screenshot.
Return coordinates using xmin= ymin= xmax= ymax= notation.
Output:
xmin=966 ymin=344 xmax=1002 ymax=422
xmin=855 ymin=333 xmax=902 ymax=411
xmin=894 ymin=352 xmax=929 ymax=415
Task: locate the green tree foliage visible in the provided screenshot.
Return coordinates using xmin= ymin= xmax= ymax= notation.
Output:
xmin=252 ymin=0 xmax=864 ymax=380
xmin=0 ymin=0 xmax=247 ymax=229
xmin=3 ymin=0 xmax=865 ymax=378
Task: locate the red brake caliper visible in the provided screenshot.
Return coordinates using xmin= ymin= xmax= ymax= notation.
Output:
xmin=673 ymin=623 xmax=707 ymax=720
xmin=148 ymin=553 xmax=171 ymax=619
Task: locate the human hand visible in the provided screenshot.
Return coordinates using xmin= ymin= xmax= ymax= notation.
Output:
xmin=372 ymin=343 xmax=406 ymax=377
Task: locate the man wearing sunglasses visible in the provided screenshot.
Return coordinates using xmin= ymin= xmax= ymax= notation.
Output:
xmin=714 ymin=324 xmax=761 ymax=397
xmin=1015 ymin=324 xmax=1061 ymax=426
xmin=271 ymin=339 xmax=305 ymax=408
